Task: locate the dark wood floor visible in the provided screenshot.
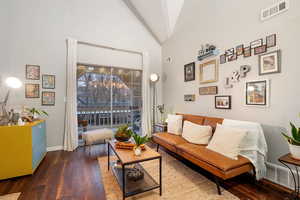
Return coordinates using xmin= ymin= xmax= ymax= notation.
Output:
xmin=0 ymin=144 xmax=291 ymax=200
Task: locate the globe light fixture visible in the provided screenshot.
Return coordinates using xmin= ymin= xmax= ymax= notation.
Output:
xmin=150 ymin=73 xmax=159 ymax=83
xmin=5 ymin=77 xmax=22 ymax=89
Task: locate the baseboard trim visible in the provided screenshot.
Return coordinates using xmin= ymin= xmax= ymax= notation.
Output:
xmin=47 ymin=146 xmax=63 ymax=152
xmin=261 ymin=178 xmax=293 ymax=195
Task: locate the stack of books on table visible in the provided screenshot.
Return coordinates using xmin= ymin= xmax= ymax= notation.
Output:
xmin=115 ymin=142 xmax=146 ymax=150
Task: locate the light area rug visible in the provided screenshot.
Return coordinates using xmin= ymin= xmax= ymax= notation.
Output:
xmin=98 ymin=150 xmax=239 ymax=200
xmin=0 ymin=193 xmax=20 ymax=200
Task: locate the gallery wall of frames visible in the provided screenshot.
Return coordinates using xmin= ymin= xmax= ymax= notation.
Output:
xmin=25 ymin=65 xmax=56 ymax=106
xmin=183 ymin=33 xmax=280 ymax=109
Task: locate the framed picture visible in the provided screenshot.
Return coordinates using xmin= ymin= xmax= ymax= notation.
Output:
xmin=42 ymin=91 xmax=55 ymax=106
xmin=250 ymin=39 xmax=263 ymax=49
xmin=199 ymin=86 xmax=218 ymax=95
xmin=220 ymin=54 xmax=226 ymax=64
xmin=243 ymin=46 xmax=251 ymax=57
xmin=42 ymin=74 xmax=55 ymax=89
xmin=266 ymin=34 xmax=276 ymax=48
xmin=228 ymin=54 xmax=237 ymax=62
xmin=259 ymin=50 xmax=281 ymax=75
xmin=254 ymin=45 xmax=267 ymax=55
xmin=184 ymin=62 xmax=195 ymax=82
xmin=215 ymin=95 xmax=231 ymax=109
xmin=25 ymin=84 xmax=40 ymax=98
xmin=26 ymin=65 xmax=40 ymax=80
xmin=199 ymin=59 xmax=218 ymax=84
xmin=184 ymin=94 xmax=196 ymax=102
xmin=225 ymin=48 xmax=234 ymax=56
xmin=236 ymin=44 xmax=244 ymax=56
xmin=245 ymin=80 xmax=269 ymax=107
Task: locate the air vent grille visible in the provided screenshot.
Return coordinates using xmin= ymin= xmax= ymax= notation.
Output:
xmin=261 ymin=0 xmax=289 ymax=21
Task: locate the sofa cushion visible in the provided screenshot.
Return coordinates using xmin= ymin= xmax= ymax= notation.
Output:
xmin=167 ymin=114 xmax=183 ymax=135
xmin=182 ymin=121 xmax=212 ymax=145
xmin=153 ymin=132 xmax=187 ymax=146
xmin=207 ymin=125 xmax=247 ymax=160
xmin=176 ymin=142 xmax=251 ymax=172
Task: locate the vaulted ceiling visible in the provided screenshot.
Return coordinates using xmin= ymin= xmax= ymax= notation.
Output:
xmin=123 ymin=0 xmax=185 ymax=44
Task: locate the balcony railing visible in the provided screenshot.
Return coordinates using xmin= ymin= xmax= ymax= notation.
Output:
xmin=77 ymin=109 xmax=141 ymax=133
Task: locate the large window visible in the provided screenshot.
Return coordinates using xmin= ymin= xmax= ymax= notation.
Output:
xmin=77 ymin=64 xmax=142 ymax=135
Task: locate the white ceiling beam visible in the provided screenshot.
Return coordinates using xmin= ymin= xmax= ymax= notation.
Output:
xmin=122 ymin=0 xmax=162 ymax=45
xmin=161 ymin=0 xmax=171 ymax=38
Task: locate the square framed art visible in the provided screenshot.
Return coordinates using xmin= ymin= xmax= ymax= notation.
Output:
xmin=243 ymin=46 xmax=251 ymax=58
xmin=25 ymin=84 xmax=40 ymax=98
xmin=184 ymin=62 xmax=195 ymax=82
xmin=199 ymin=59 xmax=218 ymax=84
xmin=228 ymin=54 xmax=237 ymax=62
xmin=220 ymin=54 xmax=226 ymax=64
xmin=26 ymin=65 xmax=40 ymax=80
xmin=250 ymin=39 xmax=263 ymax=49
xmin=245 ymin=79 xmax=269 ymax=107
xmin=254 ymin=45 xmax=267 ymax=55
xmin=215 ymin=95 xmax=231 ymax=109
xmin=184 ymin=94 xmax=196 ymax=102
xmin=199 ymin=86 xmax=218 ymax=95
xmin=236 ymin=44 xmax=244 ymax=56
xmin=42 ymin=91 xmax=55 ymax=106
xmin=266 ymin=34 xmax=276 ymax=48
xmin=225 ymin=48 xmax=234 ymax=56
xmin=42 ymin=74 xmax=55 ymax=89
xmin=259 ymin=50 xmax=281 ymax=75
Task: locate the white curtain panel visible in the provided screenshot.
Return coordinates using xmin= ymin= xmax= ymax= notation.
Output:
xmin=141 ymin=52 xmax=152 ymax=137
xmin=64 ymin=38 xmax=79 ymax=151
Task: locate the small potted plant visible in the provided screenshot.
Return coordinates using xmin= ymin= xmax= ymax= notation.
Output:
xmin=282 ymin=122 xmax=300 ymax=159
xmin=115 ymin=125 xmax=133 ymax=142
xmin=26 ymin=108 xmax=48 ymax=120
xmin=132 ymin=133 xmax=150 ymax=156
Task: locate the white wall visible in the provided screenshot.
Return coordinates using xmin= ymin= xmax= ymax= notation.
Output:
xmin=0 ymin=0 xmax=162 ymax=148
xmin=162 ymin=0 xmax=300 ymax=165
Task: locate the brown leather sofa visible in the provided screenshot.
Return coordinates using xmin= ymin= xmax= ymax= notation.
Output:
xmin=152 ymin=113 xmax=254 ymax=195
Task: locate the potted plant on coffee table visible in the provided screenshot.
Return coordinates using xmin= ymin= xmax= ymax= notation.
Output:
xmin=115 ymin=125 xmax=133 ymax=142
xmin=132 ymin=133 xmax=150 ymax=156
xmin=282 ymin=122 xmax=300 ymax=159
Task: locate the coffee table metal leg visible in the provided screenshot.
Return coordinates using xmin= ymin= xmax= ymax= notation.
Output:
xmin=159 ymin=157 xmax=162 ymax=196
xmin=280 ymin=160 xmax=298 ymax=200
xmin=107 ymin=143 xmax=110 ymax=171
xmin=296 ymin=166 xmax=299 ymax=200
xmin=122 ymin=164 xmax=126 ymax=200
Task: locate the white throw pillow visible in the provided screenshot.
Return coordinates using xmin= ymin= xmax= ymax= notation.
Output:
xmin=167 ymin=114 xmax=183 ymax=135
xmin=182 ymin=121 xmax=212 ymax=145
xmin=207 ymin=124 xmax=247 ymax=160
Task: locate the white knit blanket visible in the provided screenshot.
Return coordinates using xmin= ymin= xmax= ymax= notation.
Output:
xmin=222 ymin=119 xmax=268 ymax=180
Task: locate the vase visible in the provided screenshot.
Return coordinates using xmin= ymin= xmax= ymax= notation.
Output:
xmin=33 ymin=113 xmax=39 ymax=120
xmin=289 ymin=144 xmax=300 ymax=159
xmin=134 ymin=146 xmax=142 ymax=156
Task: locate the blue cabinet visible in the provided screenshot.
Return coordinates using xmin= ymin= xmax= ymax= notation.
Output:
xmin=32 ymin=121 xmax=46 ymax=169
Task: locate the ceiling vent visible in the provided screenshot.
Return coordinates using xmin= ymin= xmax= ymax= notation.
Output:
xmin=261 ymin=0 xmax=289 ymax=21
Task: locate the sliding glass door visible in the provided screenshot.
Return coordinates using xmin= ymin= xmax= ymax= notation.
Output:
xmin=77 ymin=64 xmax=142 ymax=138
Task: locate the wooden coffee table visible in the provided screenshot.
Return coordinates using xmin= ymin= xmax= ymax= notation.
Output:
xmin=107 ymin=140 xmax=162 ymax=200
